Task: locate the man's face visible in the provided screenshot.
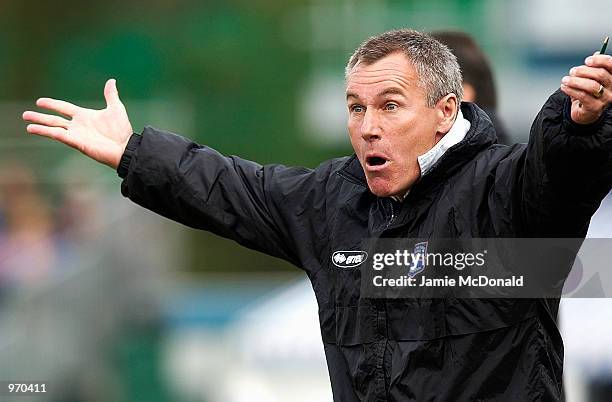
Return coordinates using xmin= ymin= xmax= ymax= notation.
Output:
xmin=346 ymin=52 xmax=446 ymax=198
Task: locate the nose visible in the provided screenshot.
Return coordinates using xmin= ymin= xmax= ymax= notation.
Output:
xmin=360 ymin=109 xmax=382 ymax=142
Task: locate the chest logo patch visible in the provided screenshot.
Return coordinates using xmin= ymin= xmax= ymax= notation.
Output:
xmin=332 ymin=251 xmax=368 ymax=268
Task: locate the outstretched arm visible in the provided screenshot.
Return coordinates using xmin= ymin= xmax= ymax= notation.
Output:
xmin=22 ymin=79 xmax=133 ymax=169
xmin=22 ymin=80 xmax=330 ymax=270
xmin=117 ymin=127 xmax=330 ymax=268
xmin=515 ymin=53 xmax=612 ymax=236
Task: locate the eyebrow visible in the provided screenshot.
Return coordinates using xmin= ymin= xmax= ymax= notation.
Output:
xmin=346 ymin=87 xmax=406 ymax=101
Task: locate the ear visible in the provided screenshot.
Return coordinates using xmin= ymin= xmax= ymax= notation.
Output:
xmin=435 ymin=93 xmax=458 ymax=136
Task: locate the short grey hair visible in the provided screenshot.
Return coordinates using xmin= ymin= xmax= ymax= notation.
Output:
xmin=345 ymin=29 xmax=463 ymax=107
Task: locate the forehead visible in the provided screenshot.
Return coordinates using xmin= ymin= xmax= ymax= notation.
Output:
xmin=345 ymin=52 xmax=421 ymax=97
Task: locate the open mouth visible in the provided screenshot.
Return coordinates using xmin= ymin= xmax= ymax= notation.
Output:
xmin=366 ymin=156 xmax=388 ymax=167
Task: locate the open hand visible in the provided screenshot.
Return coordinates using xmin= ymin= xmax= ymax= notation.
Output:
xmin=23 ymin=79 xmax=133 ymax=169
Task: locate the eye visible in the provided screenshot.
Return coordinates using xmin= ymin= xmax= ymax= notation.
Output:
xmin=384 ymin=102 xmax=398 ymax=111
xmin=350 ymin=104 xmax=365 ymax=113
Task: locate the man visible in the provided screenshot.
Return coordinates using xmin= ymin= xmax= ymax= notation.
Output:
xmin=23 ymin=29 xmax=612 ymax=401
xmin=431 ymin=30 xmax=511 ymax=144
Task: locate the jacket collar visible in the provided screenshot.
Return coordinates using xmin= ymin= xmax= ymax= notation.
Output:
xmin=337 ymin=102 xmax=497 ymax=191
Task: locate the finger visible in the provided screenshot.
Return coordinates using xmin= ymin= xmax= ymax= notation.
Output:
xmin=560 ymin=84 xmax=603 ymax=109
xmin=36 ymin=97 xmax=80 ymax=117
xmin=561 ymin=75 xmax=604 ymax=97
xmin=26 ymin=124 xmax=80 ymax=149
xmin=22 ymin=111 xmax=70 ymax=129
xmin=569 ymin=66 xmax=611 ymax=88
xmin=585 ymin=54 xmax=612 ymax=74
xmin=104 ymin=78 xmax=121 ymax=108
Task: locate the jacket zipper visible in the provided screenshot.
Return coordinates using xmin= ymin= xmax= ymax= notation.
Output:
xmin=384 ymin=199 xmax=396 ymax=230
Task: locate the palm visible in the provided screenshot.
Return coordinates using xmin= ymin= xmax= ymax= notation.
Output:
xmin=23 ymin=79 xmax=133 ymax=169
xmin=69 ymin=105 xmax=132 ymax=165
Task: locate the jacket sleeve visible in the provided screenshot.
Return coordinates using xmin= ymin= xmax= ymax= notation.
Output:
xmin=515 ymin=90 xmax=612 ymax=236
xmin=118 ymin=126 xmax=331 ymax=269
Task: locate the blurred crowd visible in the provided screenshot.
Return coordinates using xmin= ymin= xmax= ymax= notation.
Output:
xmin=0 ymin=161 xmax=100 ymax=291
xmin=0 ymin=159 xmax=175 ymax=401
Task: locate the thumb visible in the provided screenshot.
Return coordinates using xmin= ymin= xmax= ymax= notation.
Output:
xmin=103 ymin=78 xmax=121 ymax=108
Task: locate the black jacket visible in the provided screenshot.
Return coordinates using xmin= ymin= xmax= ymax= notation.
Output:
xmin=483 ymin=107 xmax=511 ymax=145
xmin=118 ymin=91 xmax=612 ymax=401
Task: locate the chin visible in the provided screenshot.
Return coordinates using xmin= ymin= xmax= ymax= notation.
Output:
xmin=366 ymin=178 xmax=398 ymax=198
xmin=366 ymin=174 xmax=415 ymax=198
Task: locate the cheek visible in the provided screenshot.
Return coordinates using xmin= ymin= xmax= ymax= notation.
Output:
xmin=396 ymin=119 xmax=437 ymax=152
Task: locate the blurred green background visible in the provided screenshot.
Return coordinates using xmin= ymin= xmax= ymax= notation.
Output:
xmin=1 ymin=1 xmax=611 ymax=401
